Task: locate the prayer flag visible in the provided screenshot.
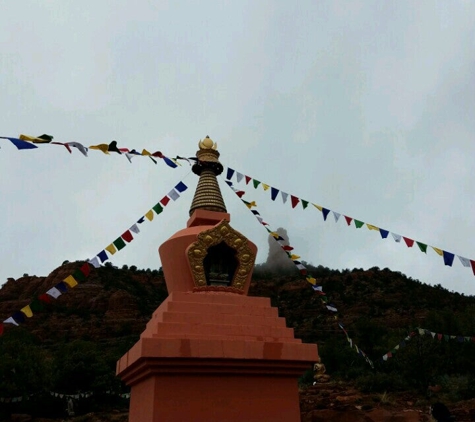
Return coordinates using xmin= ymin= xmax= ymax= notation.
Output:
xmin=113 ymin=237 xmax=126 ymax=251
xmin=19 ymin=133 xmax=53 ymax=143
xmin=344 ymin=216 xmax=353 ymax=226
xmin=98 ymin=250 xmax=108 ymax=263
xmin=108 ymin=140 xmax=122 ymax=154
xmin=63 ymin=275 xmax=78 ymax=288
xmin=253 ymin=179 xmax=261 ymax=189
xmin=443 ymin=251 xmax=455 ymax=267
xmin=137 ymin=217 xmax=145 ymax=224
xmin=0 ymin=322 xmax=3 ymax=335
xmin=153 ymin=203 xmax=163 ymax=215
xmin=354 ymin=220 xmax=364 ymax=228
xmin=245 ymin=175 xmax=251 ymax=184
xmin=313 ymin=204 xmax=323 ymax=211
xmin=236 ymin=172 xmax=244 ymax=183
xmin=307 ymin=277 xmax=317 ymax=285
xmin=333 ymin=212 xmax=341 ymax=222
xmin=80 ymin=262 xmax=91 ymax=277
xmin=322 ymin=208 xmax=330 ymax=221
xmin=72 ymin=269 xmax=86 ymax=283
xmin=21 ymin=305 xmax=33 ymax=318
xmin=403 ymin=237 xmax=414 ymax=247
xmin=458 ymin=256 xmax=470 ymax=267
xmin=88 ymin=257 xmax=101 ymax=268
xmin=3 ymin=317 xmax=19 ymax=326
xmin=290 ymin=195 xmax=300 ymax=208
xmin=38 ymin=294 xmax=52 ymax=304
xmin=1 ymin=137 xmax=39 ymax=150
xmin=416 ymin=242 xmax=427 ymax=253
xmin=367 ymin=224 xmax=379 ymax=231
xmin=226 ymin=168 xmax=235 ymax=180
xmin=55 ymin=282 xmax=68 ymax=293
xmin=175 ymin=181 xmax=188 ymax=192
xmin=312 ymin=285 xmax=323 ymax=292
xmin=105 ymin=244 xmax=117 ymax=255
xmin=262 ymin=183 xmax=270 ymax=191
xmin=163 ymin=157 xmax=178 ymax=168
xmin=145 ymin=210 xmax=154 ymax=221
xmin=326 ymin=305 xmax=338 ymax=312
xmin=281 ymin=192 xmax=288 ymax=203
xmin=379 ymin=229 xmax=389 ymax=239
xmin=12 ymin=311 xmax=26 ymax=324
xmin=51 ymin=141 xmax=72 ymax=153
xmin=67 ymin=142 xmax=88 ymax=156
xmin=122 ymin=230 xmax=133 ymax=243
xmin=30 ymin=299 xmax=44 ymax=312
xmin=432 ymin=247 xmax=443 ymax=256
xmin=168 ymin=189 xmax=180 ymax=201
xmin=160 ymin=196 xmax=171 ymax=206
xmin=89 ymin=143 xmax=110 ymax=154
xmin=129 ymin=224 xmax=140 ymax=234
xmin=271 ymin=187 xmax=279 ymax=201
xmin=391 ymin=233 xmax=402 ymax=242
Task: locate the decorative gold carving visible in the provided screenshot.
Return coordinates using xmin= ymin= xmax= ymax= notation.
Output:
xmin=187 ymin=220 xmax=256 ymax=292
xmin=192 ymin=286 xmax=245 ymax=295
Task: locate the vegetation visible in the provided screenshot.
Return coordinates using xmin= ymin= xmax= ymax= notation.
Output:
xmin=1 ymin=262 xmax=475 ymax=418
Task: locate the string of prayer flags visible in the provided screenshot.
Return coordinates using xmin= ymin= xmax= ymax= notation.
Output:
xmin=226 ymin=166 xmax=475 ymax=278
xmin=338 ymin=323 xmax=374 ymax=368
xmin=225 ymin=178 xmax=337 ymax=316
xmin=1 ymin=133 xmax=181 ymax=168
xmin=1 ymin=179 xmax=189 ymax=337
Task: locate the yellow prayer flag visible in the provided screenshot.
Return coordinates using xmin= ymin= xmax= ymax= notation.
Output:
xmin=19 ymin=134 xmax=51 ymax=144
xmin=290 ymin=254 xmax=301 ymax=260
xmin=105 ymin=244 xmax=117 ymax=255
xmin=367 ymin=224 xmax=379 ymax=231
xmin=64 ymin=275 xmax=78 ymax=288
xmin=270 ymin=232 xmax=279 ymax=238
xmin=245 ymin=201 xmax=257 ymax=209
xmin=262 ymin=183 xmax=270 ymax=191
xmin=142 ymin=149 xmax=151 ymax=156
xmin=432 ymin=247 xmax=443 ymax=256
xmin=145 ymin=210 xmax=154 ymax=221
xmin=89 ymin=144 xmax=110 ymax=154
xmin=21 ymin=305 xmax=33 ymax=318
xmin=307 ymin=276 xmax=317 ymax=285
xmin=313 ymin=204 xmax=323 ymax=211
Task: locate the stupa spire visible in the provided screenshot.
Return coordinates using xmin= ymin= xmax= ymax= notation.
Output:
xmin=189 ymin=136 xmax=227 ymax=216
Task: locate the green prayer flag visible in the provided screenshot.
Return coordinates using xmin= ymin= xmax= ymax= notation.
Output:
xmin=30 ymin=298 xmax=44 ymax=312
xmin=416 ymin=242 xmax=427 ymax=253
xmin=253 ymin=179 xmax=261 ymax=189
xmin=113 ymin=237 xmax=127 ymax=251
xmin=354 ymin=220 xmax=364 ymax=228
xmin=301 ymin=200 xmax=309 ymax=209
xmin=72 ymin=269 xmax=86 ymax=283
xmin=153 ymin=203 xmax=163 ymax=215
xmin=444 ymin=335 xmax=449 ymax=341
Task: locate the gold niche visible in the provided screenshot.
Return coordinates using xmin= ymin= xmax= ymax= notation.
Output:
xmin=186 ymin=220 xmax=255 ymax=294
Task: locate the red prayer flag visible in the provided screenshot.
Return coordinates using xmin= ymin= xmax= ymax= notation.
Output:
xmin=282 ymin=245 xmax=294 ymax=251
xmin=38 ymin=294 xmax=52 ymax=304
xmin=245 ymin=175 xmax=251 ymax=185
xmin=344 ymin=216 xmax=353 ymax=226
xmin=299 ymin=269 xmax=307 ymax=276
xmin=471 ymin=260 xmax=475 ymax=276
xmin=437 ymin=334 xmax=443 ymax=341
xmin=403 ymin=237 xmax=414 ymax=247
xmin=0 ymin=322 xmax=3 ymax=336
xmin=236 ymin=190 xmax=245 ymax=198
xmin=290 ymin=195 xmax=300 ymax=208
xmin=121 ymin=230 xmax=134 ymax=243
xmin=79 ymin=262 xmax=91 ymax=277
xmin=387 ymin=352 xmax=392 ymax=358
xmin=160 ymin=196 xmax=171 ymax=206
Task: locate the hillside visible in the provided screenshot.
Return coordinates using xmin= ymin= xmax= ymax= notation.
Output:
xmin=1 ymin=262 xmax=475 ymax=420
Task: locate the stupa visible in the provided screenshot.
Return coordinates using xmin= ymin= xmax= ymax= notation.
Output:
xmin=117 ymin=137 xmax=319 ymax=422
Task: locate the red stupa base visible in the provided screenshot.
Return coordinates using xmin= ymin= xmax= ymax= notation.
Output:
xmin=117 ymin=291 xmax=318 ymax=422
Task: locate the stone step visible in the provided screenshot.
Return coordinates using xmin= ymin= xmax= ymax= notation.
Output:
xmin=161 ymin=311 xmax=287 ymax=328
xmin=149 ymin=332 xmax=302 ymax=343
xmin=166 ymin=299 xmax=279 ymax=318
xmin=144 ymin=321 xmax=296 ymax=340
xmin=169 ymin=291 xmax=271 ymax=307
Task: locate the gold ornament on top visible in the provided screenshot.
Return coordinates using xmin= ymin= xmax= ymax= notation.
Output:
xmin=186 ymin=219 xmax=255 ymax=294
xmin=198 ymin=136 xmax=218 ymax=150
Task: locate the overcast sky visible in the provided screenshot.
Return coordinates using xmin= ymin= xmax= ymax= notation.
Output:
xmin=1 ymin=1 xmax=474 ymax=296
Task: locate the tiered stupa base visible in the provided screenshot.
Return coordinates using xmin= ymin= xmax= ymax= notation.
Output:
xmin=117 ymin=291 xmax=318 ymax=422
